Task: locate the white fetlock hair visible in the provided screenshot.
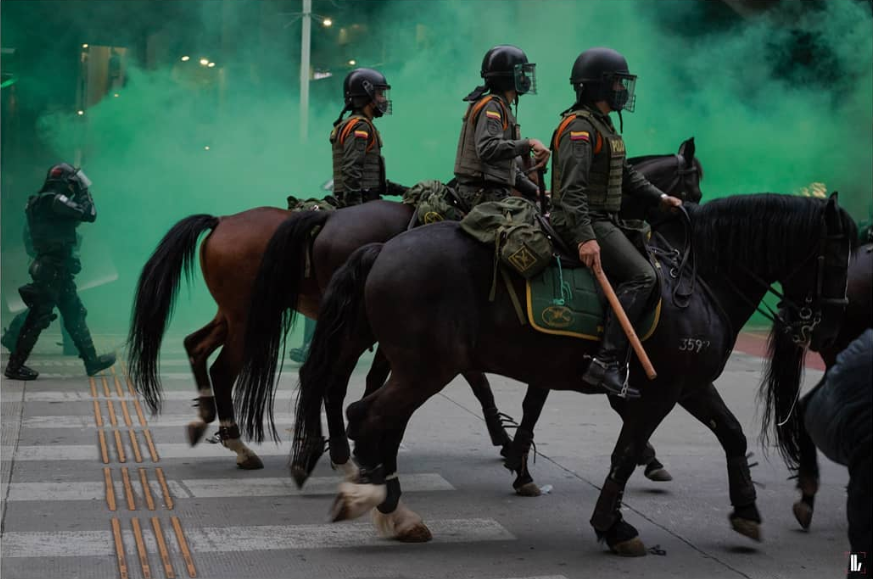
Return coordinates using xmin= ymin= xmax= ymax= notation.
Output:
xmin=371 ymin=501 xmax=432 ymax=542
xmin=335 ymin=482 xmax=387 ymax=521
xmin=333 ymin=460 xmax=360 ymax=482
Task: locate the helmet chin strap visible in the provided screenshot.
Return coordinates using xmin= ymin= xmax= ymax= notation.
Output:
xmin=617 ymin=109 xmax=624 ymax=133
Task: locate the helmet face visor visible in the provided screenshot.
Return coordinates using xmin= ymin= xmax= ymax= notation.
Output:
xmin=74 ymin=169 xmax=92 ymax=189
xmin=363 ymin=80 xmax=392 ymax=116
xmin=608 ymin=73 xmax=636 ymax=112
xmin=514 ymin=62 xmax=537 ymax=95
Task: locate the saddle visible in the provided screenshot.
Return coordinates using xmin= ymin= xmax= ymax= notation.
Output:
xmin=523 ymin=214 xmax=667 ymax=341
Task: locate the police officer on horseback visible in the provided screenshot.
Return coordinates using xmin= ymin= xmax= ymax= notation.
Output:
xmin=4 ymin=164 xmax=116 ymax=380
xmin=550 ymin=47 xmax=682 ymax=398
xmin=454 ymin=45 xmax=549 ymax=207
xmin=330 ymin=68 xmax=405 ymax=207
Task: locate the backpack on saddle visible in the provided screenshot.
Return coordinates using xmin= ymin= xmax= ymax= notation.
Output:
xmin=402 ymin=180 xmax=470 ymax=225
xmin=460 ymin=197 xmax=553 ymax=279
xmin=286 ymin=195 xmax=341 ymax=212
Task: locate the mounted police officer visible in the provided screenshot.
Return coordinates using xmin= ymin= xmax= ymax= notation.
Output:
xmin=454 ymin=45 xmax=550 ymax=207
xmin=330 ymin=68 xmax=405 ymax=207
xmin=550 ymin=47 xmax=682 ymax=398
xmin=4 ymin=164 xmax=116 ymax=380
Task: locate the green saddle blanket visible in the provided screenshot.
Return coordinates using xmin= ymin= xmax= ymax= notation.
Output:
xmin=525 ymin=261 xmax=661 ymax=341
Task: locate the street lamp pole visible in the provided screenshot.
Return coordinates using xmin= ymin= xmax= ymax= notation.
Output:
xmin=299 ymin=0 xmax=311 ymax=144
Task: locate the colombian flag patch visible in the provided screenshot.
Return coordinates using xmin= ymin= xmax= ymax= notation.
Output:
xmin=354 ymin=130 xmax=369 ymax=139
xmin=485 ymin=110 xmax=502 ymax=120
xmin=570 ymin=131 xmax=590 ymax=141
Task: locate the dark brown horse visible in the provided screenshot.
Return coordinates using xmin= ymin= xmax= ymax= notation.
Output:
xmin=127 ymin=138 xmax=703 ymax=474
xmin=279 ymin=194 xmax=854 ymax=548
xmin=792 ymin=242 xmax=873 ymax=529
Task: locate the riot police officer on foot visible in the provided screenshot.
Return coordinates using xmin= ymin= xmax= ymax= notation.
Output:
xmin=549 ymin=47 xmax=682 ymax=398
xmin=4 ymin=164 xmax=116 ymax=380
xmin=454 ymin=44 xmax=549 ymax=207
xmin=330 ymin=68 xmax=406 ymax=207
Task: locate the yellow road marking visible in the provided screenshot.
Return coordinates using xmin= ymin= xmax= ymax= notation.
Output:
xmin=114 ymin=430 xmax=127 ymax=463
xmin=121 ymin=399 xmax=133 ymax=427
xmin=107 ymin=400 xmax=118 ymax=427
xmin=131 ymin=518 xmax=152 ymax=579
xmin=90 ymin=377 xmax=98 ymax=398
xmin=98 ymin=430 xmax=110 ymax=464
xmin=93 ymin=400 xmax=104 ymax=427
xmin=129 ymin=430 xmax=144 ymax=463
xmin=115 ymin=375 xmax=125 ymax=397
xmin=171 ymin=516 xmax=196 ymax=577
xmin=111 ymin=518 xmax=129 ymax=579
xmin=104 ymin=467 xmax=117 ymax=511
xmin=126 ymin=376 xmax=136 ymax=396
xmin=121 ymin=467 xmax=136 ymax=510
xmin=133 ymin=398 xmax=148 ymax=427
xmin=102 ymin=376 xmax=112 ymax=397
xmin=139 ymin=468 xmax=156 ymax=511
xmin=110 ymin=364 xmax=117 ymax=376
xmin=151 ymin=517 xmax=175 ymax=578
xmin=156 ymin=468 xmax=174 ymax=510
xmin=143 ymin=429 xmax=159 ymax=462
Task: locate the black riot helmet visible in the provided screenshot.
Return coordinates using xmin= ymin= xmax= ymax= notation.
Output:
xmin=570 ymin=47 xmax=637 ymax=112
xmin=343 ymin=68 xmax=392 ymax=117
xmin=481 ymin=45 xmax=537 ymax=96
xmin=41 ymin=163 xmax=92 ymax=196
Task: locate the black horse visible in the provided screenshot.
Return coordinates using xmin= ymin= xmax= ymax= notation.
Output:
xmin=237 ymin=138 xmax=703 ymax=493
xmin=792 ymin=242 xmax=873 ymax=529
xmin=288 ymin=193 xmax=854 ymax=550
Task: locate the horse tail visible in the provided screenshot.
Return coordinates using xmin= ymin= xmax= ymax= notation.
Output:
xmin=236 ymin=210 xmax=331 ymax=443
xmin=127 ymin=214 xmax=219 ymax=414
xmin=292 ymin=243 xmax=383 ymax=471
xmin=758 ymin=326 xmax=807 ymax=470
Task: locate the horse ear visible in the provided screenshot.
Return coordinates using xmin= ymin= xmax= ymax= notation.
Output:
xmin=679 ymin=137 xmax=695 ymax=166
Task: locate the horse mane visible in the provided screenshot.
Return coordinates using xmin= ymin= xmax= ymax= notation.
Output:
xmin=688 ymin=194 xmax=856 ymax=278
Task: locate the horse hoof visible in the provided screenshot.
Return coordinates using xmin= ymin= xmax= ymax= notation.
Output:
xmin=644 ymin=467 xmax=673 ymax=482
xmin=515 ymin=482 xmax=542 ymax=497
xmin=396 ymin=523 xmax=433 ymax=543
xmin=792 ymin=501 xmax=813 ymax=530
xmin=237 ymin=455 xmax=264 ymax=470
xmin=371 ymin=502 xmax=433 ymax=543
xmin=730 ymin=516 xmax=762 ymax=542
xmin=187 ymin=422 xmax=207 ymax=447
xmin=610 ymin=537 xmax=647 ymax=557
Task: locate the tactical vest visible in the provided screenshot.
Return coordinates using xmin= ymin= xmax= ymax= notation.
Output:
xmin=26 ymin=193 xmax=80 ymax=257
xmin=330 ymin=114 xmax=385 ymax=195
xmin=453 ymin=95 xmax=520 ymax=187
xmin=551 ymin=107 xmax=626 ymax=213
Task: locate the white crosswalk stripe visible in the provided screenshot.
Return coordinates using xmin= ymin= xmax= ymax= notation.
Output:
xmin=2 ymin=473 xmax=454 ymax=502
xmin=1 ymin=518 xmax=514 ymax=558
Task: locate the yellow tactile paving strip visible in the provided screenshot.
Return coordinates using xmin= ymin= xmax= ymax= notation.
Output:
xmin=86 ymin=354 xmax=197 ymax=579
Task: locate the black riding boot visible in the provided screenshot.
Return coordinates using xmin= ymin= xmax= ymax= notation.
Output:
xmin=68 ymin=327 xmax=116 ymax=376
xmin=582 ymin=291 xmax=650 ymax=399
xmin=3 ymin=314 xmax=44 ymax=380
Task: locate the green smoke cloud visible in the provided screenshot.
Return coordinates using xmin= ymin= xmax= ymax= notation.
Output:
xmin=2 ymin=0 xmax=870 ymax=339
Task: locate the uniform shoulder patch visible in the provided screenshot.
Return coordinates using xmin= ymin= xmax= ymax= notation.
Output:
xmin=569 ymin=131 xmax=590 ymax=141
xmin=485 ymin=110 xmax=502 ymax=121
xmin=354 ymin=129 xmax=369 ymax=139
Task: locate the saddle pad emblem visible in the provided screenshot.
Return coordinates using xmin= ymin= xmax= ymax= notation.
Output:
xmin=542 ymin=305 xmax=573 ymax=328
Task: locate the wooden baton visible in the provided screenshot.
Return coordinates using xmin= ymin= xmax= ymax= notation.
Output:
xmin=593 ymin=265 xmax=657 ymax=380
